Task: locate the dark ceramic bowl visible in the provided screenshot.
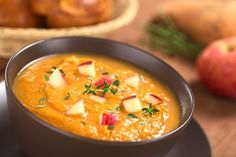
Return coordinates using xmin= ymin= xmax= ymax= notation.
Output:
xmin=5 ymin=36 xmax=194 ymax=157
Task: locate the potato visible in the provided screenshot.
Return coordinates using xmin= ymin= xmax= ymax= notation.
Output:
xmin=155 ymin=0 xmax=236 ymax=44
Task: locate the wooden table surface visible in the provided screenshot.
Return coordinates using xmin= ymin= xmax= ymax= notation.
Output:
xmin=0 ymin=0 xmax=236 ymax=157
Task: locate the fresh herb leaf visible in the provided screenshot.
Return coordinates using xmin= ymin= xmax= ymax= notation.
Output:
xmin=142 ymin=104 xmax=159 ymax=116
xmin=115 ymin=105 xmax=121 ymax=111
xmin=44 ymin=75 xmax=49 ymax=81
xmin=46 ymin=71 xmax=53 ymax=74
xmin=64 ymin=92 xmax=70 ymax=100
xmin=113 ymin=80 xmax=120 ymax=87
xmin=102 ymin=72 xmax=109 ymax=75
xmin=110 ymin=89 xmax=118 ymax=95
xmin=83 ymin=84 xmax=96 ymax=95
xmin=140 ymin=122 xmax=147 ymax=126
xmin=81 ymin=121 xmax=86 ymax=125
xmin=83 ymin=79 xmax=120 ymax=97
xmin=107 ymin=125 xmax=115 ymax=130
xmin=37 ymin=97 xmax=46 ymax=108
xmin=127 ymin=113 xmax=138 ymax=119
xmin=59 ymin=69 xmax=65 ymax=75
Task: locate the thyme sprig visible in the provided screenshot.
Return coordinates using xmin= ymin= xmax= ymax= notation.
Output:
xmin=142 ymin=104 xmax=159 ymax=116
xmin=83 ymin=80 xmax=120 ymax=97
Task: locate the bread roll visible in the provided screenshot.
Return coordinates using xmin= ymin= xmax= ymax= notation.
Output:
xmin=0 ymin=0 xmax=42 ymax=28
xmin=47 ymin=0 xmax=113 ymax=28
xmin=30 ymin=0 xmax=58 ymax=16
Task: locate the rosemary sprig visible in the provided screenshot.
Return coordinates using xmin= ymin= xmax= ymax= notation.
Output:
xmin=142 ymin=104 xmax=159 ymax=116
xmin=145 ymin=14 xmax=204 ymax=60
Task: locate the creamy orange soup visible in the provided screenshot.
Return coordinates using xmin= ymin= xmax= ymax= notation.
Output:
xmin=13 ymin=54 xmax=180 ymax=141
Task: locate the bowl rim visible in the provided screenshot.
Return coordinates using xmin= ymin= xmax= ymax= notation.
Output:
xmin=5 ymin=36 xmax=195 ymax=146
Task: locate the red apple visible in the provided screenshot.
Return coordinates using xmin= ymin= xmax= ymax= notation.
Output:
xmin=94 ymin=76 xmax=113 ymax=88
xmin=197 ymin=37 xmax=236 ymax=99
xmin=100 ymin=113 xmax=118 ymax=126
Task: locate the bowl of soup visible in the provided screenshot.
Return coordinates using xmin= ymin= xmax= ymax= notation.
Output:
xmin=5 ymin=36 xmax=194 ymax=157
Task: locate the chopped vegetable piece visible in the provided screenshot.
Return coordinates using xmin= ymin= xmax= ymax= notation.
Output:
xmin=101 ymin=113 xmax=118 ymax=126
xmin=78 ymin=61 xmax=96 ymax=77
xmin=89 ymin=95 xmax=106 ymax=104
xmin=48 ymin=69 xmax=66 ymax=88
xmin=125 ymin=75 xmax=140 ymax=88
xmin=94 ymin=76 xmax=113 ymax=88
xmin=66 ymin=100 xmax=85 ymax=115
xmin=145 ymin=93 xmax=163 ymax=105
xmin=122 ymin=95 xmax=142 ymax=113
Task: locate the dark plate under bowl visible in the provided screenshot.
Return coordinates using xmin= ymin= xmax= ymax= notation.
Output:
xmin=5 ymin=36 xmax=194 ymax=157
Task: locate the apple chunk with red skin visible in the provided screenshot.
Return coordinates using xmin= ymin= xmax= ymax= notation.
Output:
xmin=145 ymin=93 xmax=163 ymax=105
xmin=197 ymin=37 xmax=236 ymax=99
xmin=122 ymin=95 xmax=142 ymax=113
xmin=100 ymin=113 xmax=118 ymax=126
xmin=78 ymin=61 xmax=96 ymax=77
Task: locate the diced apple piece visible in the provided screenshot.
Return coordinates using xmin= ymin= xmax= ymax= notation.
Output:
xmin=122 ymin=95 xmax=142 ymax=113
xmin=100 ymin=113 xmax=118 ymax=126
xmin=66 ymin=100 xmax=85 ymax=115
xmin=89 ymin=95 xmax=106 ymax=104
xmin=94 ymin=76 xmax=113 ymax=88
xmin=48 ymin=69 xmax=66 ymax=88
xmin=78 ymin=61 xmax=96 ymax=77
xmin=145 ymin=93 xmax=163 ymax=105
xmin=125 ymin=75 xmax=140 ymax=88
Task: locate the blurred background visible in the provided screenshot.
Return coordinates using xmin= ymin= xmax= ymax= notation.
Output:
xmin=0 ymin=0 xmax=236 ymax=157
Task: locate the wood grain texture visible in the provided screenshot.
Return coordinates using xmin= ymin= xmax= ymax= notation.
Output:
xmin=0 ymin=0 xmax=235 ymax=156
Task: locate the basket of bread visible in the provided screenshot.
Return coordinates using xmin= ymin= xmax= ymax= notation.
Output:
xmin=0 ymin=0 xmax=138 ymax=58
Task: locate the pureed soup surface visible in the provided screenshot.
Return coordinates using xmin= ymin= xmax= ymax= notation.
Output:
xmin=13 ymin=54 xmax=181 ymax=141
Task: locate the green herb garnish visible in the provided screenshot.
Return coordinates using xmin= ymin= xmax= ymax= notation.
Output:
xmin=127 ymin=113 xmax=138 ymax=119
xmin=44 ymin=75 xmax=49 ymax=81
xmin=102 ymin=72 xmax=109 ymax=75
xmin=83 ymin=79 xmax=120 ymax=96
xmin=145 ymin=14 xmax=204 ymax=60
xmin=81 ymin=121 xmax=86 ymax=125
xmin=115 ymin=105 xmax=121 ymax=111
xmin=142 ymin=104 xmax=159 ymax=116
xmin=46 ymin=66 xmax=65 ymax=75
xmin=140 ymin=122 xmax=147 ymax=126
xmin=37 ymin=97 xmax=46 ymax=108
xmin=64 ymin=92 xmax=70 ymax=100
xmin=113 ymin=80 xmax=120 ymax=87
xmin=59 ymin=69 xmax=65 ymax=75
xmin=83 ymin=84 xmax=97 ymax=95
xmin=107 ymin=125 xmax=115 ymax=130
